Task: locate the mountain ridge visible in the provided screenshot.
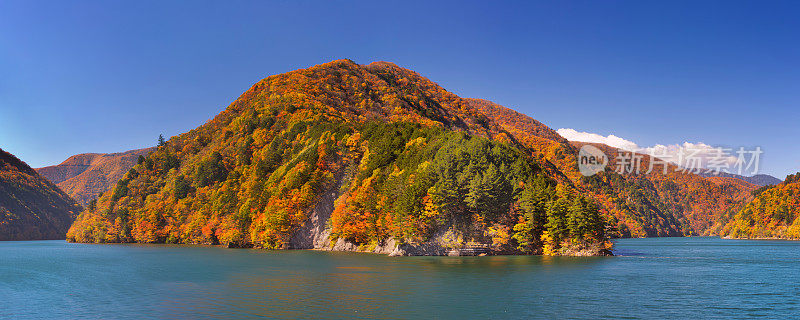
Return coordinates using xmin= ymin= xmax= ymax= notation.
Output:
xmin=0 ymin=148 xmax=82 ymax=240
xmin=36 ymin=148 xmax=155 ymax=205
xmin=698 ymin=172 xmax=781 ymax=187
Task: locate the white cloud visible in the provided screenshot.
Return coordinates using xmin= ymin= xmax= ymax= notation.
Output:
xmin=556 ymin=128 xmax=639 ymax=151
xmin=640 ymin=142 xmax=740 ymax=169
xmin=558 ymin=128 xmax=744 ymax=173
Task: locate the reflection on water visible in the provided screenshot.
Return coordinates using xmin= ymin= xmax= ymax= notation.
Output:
xmin=2 ymin=237 xmax=799 ymax=319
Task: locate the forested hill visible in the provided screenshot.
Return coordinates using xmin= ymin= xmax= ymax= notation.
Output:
xmin=568 ymin=141 xmax=757 ymax=237
xmin=722 ymin=173 xmax=800 ymax=239
xmin=36 ymin=148 xmax=155 ymax=206
xmin=66 ymin=60 xmax=608 ymax=255
xmin=65 ymin=59 xmax=753 ymax=255
xmin=0 ymin=148 xmax=82 ymax=240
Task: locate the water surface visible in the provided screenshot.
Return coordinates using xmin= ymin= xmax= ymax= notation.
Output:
xmin=1 ymin=237 xmax=798 ymax=319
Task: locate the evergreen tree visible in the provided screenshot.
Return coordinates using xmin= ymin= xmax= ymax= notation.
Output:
xmin=567 ymin=196 xmax=605 ymax=242
xmin=193 ymin=152 xmax=228 ymax=187
xmin=512 ymin=175 xmax=555 ymax=252
xmin=174 ymin=175 xmax=191 ymax=199
xmin=544 ymin=197 xmax=571 ymax=246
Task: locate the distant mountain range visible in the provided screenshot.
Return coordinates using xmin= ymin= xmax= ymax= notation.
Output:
xmin=0 ymin=148 xmax=82 ymax=240
xmin=36 ymin=148 xmax=154 ymax=205
xmin=697 ymin=172 xmax=782 ymax=187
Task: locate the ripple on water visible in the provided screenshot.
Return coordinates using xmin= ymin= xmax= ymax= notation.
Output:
xmin=1 ymin=237 xmax=799 ymax=319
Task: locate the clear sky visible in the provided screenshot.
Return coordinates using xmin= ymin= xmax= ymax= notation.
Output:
xmin=1 ymin=1 xmax=798 ymax=177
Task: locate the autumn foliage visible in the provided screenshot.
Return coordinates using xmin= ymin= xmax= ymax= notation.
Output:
xmin=35 ymin=148 xmax=154 ymax=206
xmin=65 ymin=59 xmax=761 ymax=254
xmin=0 ymin=148 xmax=82 ymax=240
xmin=721 ymin=173 xmax=800 ymax=239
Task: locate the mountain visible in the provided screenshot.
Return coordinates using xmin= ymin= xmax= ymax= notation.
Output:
xmin=36 ymin=148 xmax=155 ymax=206
xmin=568 ymin=142 xmax=757 ymax=237
xmin=0 ymin=148 xmax=82 ymax=240
xmin=698 ymin=172 xmax=782 ymax=187
xmin=66 ymin=60 xmax=612 ymax=255
xmin=721 ymin=173 xmax=800 ymax=239
xmin=65 ymin=60 xmax=753 ymax=255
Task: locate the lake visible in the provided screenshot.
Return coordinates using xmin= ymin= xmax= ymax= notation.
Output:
xmin=1 ymin=237 xmax=799 ymax=319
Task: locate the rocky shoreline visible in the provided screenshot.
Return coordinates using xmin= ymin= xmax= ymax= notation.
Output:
xmin=281 ymin=171 xmax=614 ymax=257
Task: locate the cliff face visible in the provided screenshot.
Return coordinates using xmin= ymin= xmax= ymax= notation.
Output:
xmin=0 ymin=148 xmax=82 ymax=240
xmin=285 ymin=170 xmax=474 ymax=256
xmin=36 ymin=148 xmax=155 ymax=205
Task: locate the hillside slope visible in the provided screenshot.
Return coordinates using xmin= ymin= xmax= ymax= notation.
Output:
xmin=67 ymin=60 xmax=613 ymax=255
xmin=722 ymin=173 xmax=800 ymax=239
xmin=66 ymin=60 xmax=755 ymax=254
xmin=568 ymin=142 xmax=756 ymax=237
xmin=37 ymin=148 xmax=154 ymax=205
xmin=0 ymin=148 xmax=82 ymax=240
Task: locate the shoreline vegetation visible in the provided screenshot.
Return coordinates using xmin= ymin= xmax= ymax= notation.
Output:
xmin=65 ymin=239 xmax=615 ymax=257
xmin=58 ymin=234 xmax=800 ymax=257
xmin=720 ymin=173 xmax=800 ymax=240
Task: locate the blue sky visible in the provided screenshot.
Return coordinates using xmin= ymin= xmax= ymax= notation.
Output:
xmin=1 ymin=1 xmax=798 ymax=177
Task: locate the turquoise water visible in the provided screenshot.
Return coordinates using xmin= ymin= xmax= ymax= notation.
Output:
xmin=1 ymin=237 xmax=799 ymax=319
